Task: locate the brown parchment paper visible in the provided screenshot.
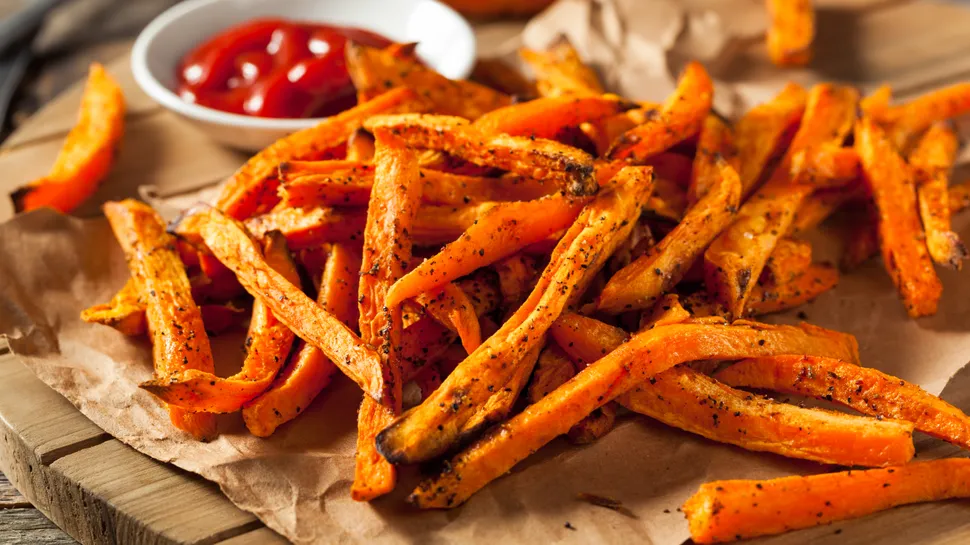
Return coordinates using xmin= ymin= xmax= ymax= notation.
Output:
xmin=3 ymin=1 xmax=970 ymax=543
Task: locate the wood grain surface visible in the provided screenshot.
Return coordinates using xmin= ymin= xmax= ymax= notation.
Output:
xmin=1 ymin=1 xmax=970 ymax=544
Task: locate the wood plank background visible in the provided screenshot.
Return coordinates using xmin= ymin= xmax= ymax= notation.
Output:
xmin=2 ymin=1 xmax=970 ymax=544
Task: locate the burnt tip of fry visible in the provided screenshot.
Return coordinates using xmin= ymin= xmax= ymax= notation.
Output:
xmin=374 ymin=424 xmax=409 ymax=464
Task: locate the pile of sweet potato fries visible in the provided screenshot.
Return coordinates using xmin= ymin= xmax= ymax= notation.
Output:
xmin=74 ymin=38 xmax=970 ymax=542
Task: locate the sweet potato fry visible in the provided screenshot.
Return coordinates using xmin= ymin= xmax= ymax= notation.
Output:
xmin=415 ymin=282 xmax=483 ymax=353
xmin=951 ymin=179 xmax=970 ymax=214
xmin=718 ymin=355 xmax=970 ymax=450
xmin=278 ymin=160 xmax=551 ymax=208
xmin=519 ymin=35 xmax=604 ymax=98
xmin=638 ymin=293 xmax=692 ymax=331
xmin=209 ymin=87 xmax=427 ymax=222
xmin=384 ymin=194 xmax=588 ymax=308
xmin=608 ymin=62 xmax=713 ymax=161
xmin=376 ymin=166 xmax=654 ymax=464
xmin=245 ymin=206 xmax=367 ymax=249
xmin=11 ymin=64 xmax=124 ymax=214
xmin=526 ymin=345 xmax=577 ymax=404
xmin=683 ymin=460 xmax=970 ymax=543
xmin=346 ymin=42 xmax=510 ymax=119
xmin=197 ymin=208 xmax=385 ymax=400
xmin=471 ymin=95 xmax=629 ymax=139
xmin=353 ymin=132 xmax=424 ymax=501
xmin=455 ymin=271 xmax=502 ymax=318
xmin=345 ymin=128 xmax=376 ymax=162
xmin=860 ymin=84 xmax=892 ymax=119
xmin=80 ymin=277 xmax=146 ymax=336
xmin=103 ymin=200 xmax=216 ymax=440
xmin=689 ymin=115 xmax=739 ymax=204
xmin=763 ymin=237 xmax=812 ymax=285
xmin=411 ymin=319 xmax=859 ymax=507
xmin=141 ymin=232 xmax=299 ymax=413
xmin=646 ymin=177 xmax=689 ymax=222
xmin=470 ymin=58 xmax=537 ymax=97
xmin=242 ymin=243 xmax=360 ymax=437
xmin=457 ymin=342 xmax=543 ymax=442
xmin=766 ymin=0 xmax=814 ymax=67
xmin=364 ymin=114 xmax=598 ymax=196
xmin=705 ymin=84 xmax=857 ymax=318
xmin=597 ymin=156 xmax=740 ymax=313
xmin=909 ymin=122 xmax=966 ymax=269
xmin=747 ymin=263 xmax=838 ymax=316
xmin=880 ymin=82 xmax=970 ymax=149
xmin=856 ymin=116 xmax=942 ymax=317
xmin=789 ymin=145 xmax=860 ymax=188
xmin=586 ymin=108 xmax=649 ymax=156
xmin=734 ymin=82 xmax=808 ymax=198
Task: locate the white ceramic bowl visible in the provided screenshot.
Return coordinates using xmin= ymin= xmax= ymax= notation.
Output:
xmin=131 ymin=0 xmax=476 ymax=152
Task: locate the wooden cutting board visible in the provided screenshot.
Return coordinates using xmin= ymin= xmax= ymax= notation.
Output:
xmin=3 ymin=1 xmax=970 ymax=543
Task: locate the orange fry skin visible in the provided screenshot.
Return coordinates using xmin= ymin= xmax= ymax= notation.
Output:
xmin=683 ymin=460 xmax=970 ymax=543
xmin=734 ymin=82 xmax=808 ymax=199
xmin=718 ymin=355 xmax=970 ymax=451
xmin=363 ymin=113 xmax=598 ymax=196
xmin=471 ymin=95 xmax=630 ymax=139
xmin=519 ymin=36 xmax=604 ymax=98
xmin=140 ymin=232 xmax=300 ymax=413
xmin=345 ymin=42 xmax=510 ymax=120
xmin=689 ymin=115 xmax=740 ymax=205
xmin=242 ymin=243 xmax=361 ymax=437
xmin=855 ymin=116 xmax=942 ymax=317
xmin=789 ymin=145 xmax=860 ymax=188
xmin=766 ymin=0 xmax=815 ymax=67
xmin=704 ymin=84 xmax=857 ymax=318
xmin=597 ymin=156 xmax=741 ymax=313
xmin=951 ymin=180 xmax=970 ymax=214
xmin=415 ymin=283 xmax=483 ymax=353
xmin=555 ymin=313 xmax=907 ymax=467
xmin=346 ymin=128 xmax=376 ymax=162
xmin=410 ymin=319 xmax=859 ymax=508
xmin=376 ymin=166 xmax=654 ymax=465
xmin=762 ymin=237 xmax=812 ymax=285
xmin=608 ymin=62 xmax=713 ymax=161
xmin=881 ymin=82 xmax=970 ymax=149
xmin=12 ymin=63 xmax=125 ymax=214
xmin=909 ymin=122 xmax=966 ymax=269
xmin=211 ymin=87 xmax=428 ymax=222
xmin=103 ymin=200 xmax=216 ymax=440
xmin=748 ymin=263 xmax=838 ymax=316
xmin=384 ymin=194 xmax=588 ymax=308
xmin=196 ymin=208 xmax=386 ymax=401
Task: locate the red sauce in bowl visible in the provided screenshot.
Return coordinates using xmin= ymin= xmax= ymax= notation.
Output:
xmin=176 ymin=19 xmax=393 ymax=119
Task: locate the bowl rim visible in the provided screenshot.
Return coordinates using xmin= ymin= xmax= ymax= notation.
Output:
xmin=130 ymin=0 xmax=475 ymax=131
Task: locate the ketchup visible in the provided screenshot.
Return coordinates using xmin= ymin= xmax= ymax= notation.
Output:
xmin=177 ymin=19 xmax=393 ymax=118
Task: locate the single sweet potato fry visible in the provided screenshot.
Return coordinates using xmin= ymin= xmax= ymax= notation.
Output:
xmin=763 ymin=237 xmax=812 ymax=285
xmin=80 ymin=277 xmax=146 ymax=336
xmin=747 ymin=263 xmax=839 ymax=316
xmin=470 ymin=58 xmax=537 ymax=97
xmin=718 ymin=355 xmax=970 ymax=450
xmin=346 ymin=42 xmax=510 ymax=119
xmin=210 ymin=87 xmax=428 ymax=222
xmin=12 ymin=64 xmax=125 ymax=214
xmin=197 ymin=208 xmax=386 ymax=401
xmin=410 ymin=319 xmax=859 ymax=508
xmin=689 ymin=115 xmax=739 ymax=204
xmin=856 ymin=116 xmax=942 ymax=317
xmin=909 ymin=122 xmax=966 ymax=269
xmin=861 ymin=84 xmax=892 ymax=120
xmin=243 ymin=243 xmax=360 ymax=436
xmin=734 ymin=82 xmax=808 ymax=198
xmin=597 ymin=156 xmax=741 ymax=313
xmin=353 ymin=132 xmax=425 ymax=502
xmin=519 ymin=35 xmax=604 ymax=98
xmin=415 ymin=282 xmax=483 ymax=353
xmin=376 ymin=166 xmax=654 ymax=464
xmin=471 ymin=95 xmax=629 ymax=139
xmin=608 ymin=62 xmax=713 ymax=161
xmin=683 ymin=459 xmax=970 ymax=543
xmin=104 ymin=200 xmax=216 ymax=440
xmin=705 ymin=84 xmax=857 ymax=318
xmin=346 ymin=128 xmax=376 ymax=162
xmin=245 ymin=206 xmax=367 ymax=249
xmin=278 ymin=161 xmax=552 ymax=208
xmin=880 ymin=82 xmax=970 ymax=149
xmin=364 ymin=113 xmax=598 ymax=196
xmin=766 ymin=0 xmax=815 ymax=67
xmin=384 ymin=194 xmax=588 ymax=308
xmin=141 ymin=232 xmax=300 ymax=413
